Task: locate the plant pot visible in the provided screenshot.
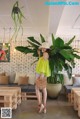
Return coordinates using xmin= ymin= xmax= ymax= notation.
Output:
xmin=13 ymin=7 xmax=20 ymax=14
xmin=47 ymin=83 xmax=62 ymax=99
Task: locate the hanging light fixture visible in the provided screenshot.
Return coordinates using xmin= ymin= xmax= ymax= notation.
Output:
xmin=8 ymin=27 xmax=11 ymax=46
xmin=3 ymin=27 xmax=5 ymax=46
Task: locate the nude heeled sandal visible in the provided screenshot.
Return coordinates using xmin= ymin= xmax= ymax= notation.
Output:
xmin=39 ymin=104 xmax=44 ymax=113
xmin=43 ymin=107 xmax=46 ymax=114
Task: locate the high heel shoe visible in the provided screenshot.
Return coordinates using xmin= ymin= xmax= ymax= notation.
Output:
xmin=39 ymin=104 xmax=44 ymax=113
xmin=43 ymin=107 xmax=46 ymax=114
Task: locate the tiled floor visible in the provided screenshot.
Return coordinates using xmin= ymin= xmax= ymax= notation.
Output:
xmin=0 ymin=95 xmax=79 ymax=119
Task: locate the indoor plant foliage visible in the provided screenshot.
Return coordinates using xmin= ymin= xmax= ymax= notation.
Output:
xmin=15 ymin=34 xmax=80 ymax=84
xmin=10 ymin=1 xmax=25 ymax=42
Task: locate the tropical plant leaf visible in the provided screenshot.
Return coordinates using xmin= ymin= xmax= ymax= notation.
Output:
xmin=27 ymin=37 xmax=41 ymax=46
xmin=57 ymin=74 xmax=64 ymax=84
xmin=60 ymin=49 xmax=74 ymax=60
xmin=40 ymin=34 xmax=45 ymax=43
xmin=51 ymin=34 xmax=55 ymax=45
xmin=65 ymin=36 xmax=75 ymax=45
xmin=15 ymin=46 xmax=33 ymax=54
xmin=54 ymin=37 xmax=64 ymax=48
xmin=70 ymin=60 xmax=75 ymax=68
xmin=64 ymin=63 xmax=72 ymax=79
xmin=60 ymin=45 xmax=72 ymax=49
xmin=73 ymin=53 xmax=80 ymax=59
xmin=27 ymin=40 xmax=39 ymax=48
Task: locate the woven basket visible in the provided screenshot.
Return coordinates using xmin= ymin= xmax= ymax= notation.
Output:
xmin=36 ymin=77 xmax=47 ymax=89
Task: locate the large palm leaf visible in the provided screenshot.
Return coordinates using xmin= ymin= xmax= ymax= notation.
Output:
xmin=27 ymin=37 xmax=41 ymax=46
xmin=15 ymin=46 xmax=33 ymax=54
xmin=40 ymin=34 xmax=45 ymax=43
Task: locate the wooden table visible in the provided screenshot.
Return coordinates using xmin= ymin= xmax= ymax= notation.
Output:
xmin=71 ymin=88 xmax=80 ymax=104
xmin=0 ymin=91 xmax=17 ymax=109
xmin=0 ymin=87 xmax=21 ymax=109
xmin=0 ymin=87 xmax=21 ymax=105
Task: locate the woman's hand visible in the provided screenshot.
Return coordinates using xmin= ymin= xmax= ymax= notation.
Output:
xmin=40 ymin=73 xmax=45 ymax=79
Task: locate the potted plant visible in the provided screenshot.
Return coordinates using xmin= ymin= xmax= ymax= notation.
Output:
xmin=15 ymin=34 xmax=80 ymax=98
xmin=46 ymin=35 xmax=76 ymax=98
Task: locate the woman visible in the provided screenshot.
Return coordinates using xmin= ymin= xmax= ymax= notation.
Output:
xmin=35 ymin=42 xmax=51 ymax=114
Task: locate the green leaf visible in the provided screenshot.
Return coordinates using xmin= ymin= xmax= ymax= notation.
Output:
xmin=57 ymin=74 xmax=64 ymax=84
xmin=54 ymin=37 xmax=64 ymax=48
xmin=17 ymin=12 xmax=22 ymax=24
xmin=64 ymin=63 xmax=72 ymax=79
xmin=60 ymin=49 xmax=74 ymax=60
xmin=40 ymin=34 xmax=45 ymax=43
xmin=73 ymin=54 xmax=80 ymax=59
xmin=65 ymin=36 xmax=75 ymax=45
xmin=51 ymin=34 xmax=55 ymax=45
xmin=19 ymin=9 xmax=26 ymax=19
xmin=61 ymin=45 xmax=72 ymax=49
xmin=27 ymin=40 xmax=39 ymax=48
xmin=15 ymin=46 xmax=33 ymax=54
xmin=27 ymin=37 xmax=41 ymax=46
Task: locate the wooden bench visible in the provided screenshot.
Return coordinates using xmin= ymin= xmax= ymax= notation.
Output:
xmin=21 ymin=84 xmax=37 ymax=100
xmin=21 ymin=92 xmax=37 ymax=101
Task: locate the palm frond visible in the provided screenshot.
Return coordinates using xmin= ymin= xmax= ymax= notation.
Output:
xmin=65 ymin=36 xmax=75 ymax=45
xmin=15 ymin=46 xmax=33 ymax=54
xmin=73 ymin=53 xmax=80 ymax=59
xmin=40 ymin=34 xmax=45 ymax=43
xmin=27 ymin=37 xmax=41 ymax=46
xmin=27 ymin=40 xmax=39 ymax=48
xmin=51 ymin=34 xmax=55 ymax=45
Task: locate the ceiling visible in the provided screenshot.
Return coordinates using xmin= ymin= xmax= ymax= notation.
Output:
xmin=0 ymin=0 xmax=80 ymax=38
xmin=0 ymin=0 xmax=49 ymax=38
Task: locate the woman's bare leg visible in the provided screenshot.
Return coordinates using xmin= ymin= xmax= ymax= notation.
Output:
xmin=35 ymin=86 xmax=42 ymax=106
xmin=42 ymin=87 xmax=47 ymax=113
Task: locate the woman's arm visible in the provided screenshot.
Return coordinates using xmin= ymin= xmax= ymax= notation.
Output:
xmin=43 ymin=52 xmax=49 ymax=60
xmin=37 ymin=49 xmax=41 ymax=57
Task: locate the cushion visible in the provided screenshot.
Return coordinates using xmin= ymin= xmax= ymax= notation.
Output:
xmin=73 ymin=76 xmax=80 ymax=86
xmin=63 ymin=73 xmax=73 ymax=85
xmin=20 ymin=84 xmax=35 ymax=92
xmin=27 ymin=73 xmax=36 ymax=85
xmin=65 ymin=85 xmax=80 ymax=94
xmin=75 ymin=74 xmax=80 ymax=77
xmin=18 ymin=76 xmax=29 ymax=85
xmin=0 ymin=76 xmax=9 ymax=84
xmin=14 ymin=72 xmax=27 ymax=83
xmin=0 ymin=72 xmax=6 ymax=76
